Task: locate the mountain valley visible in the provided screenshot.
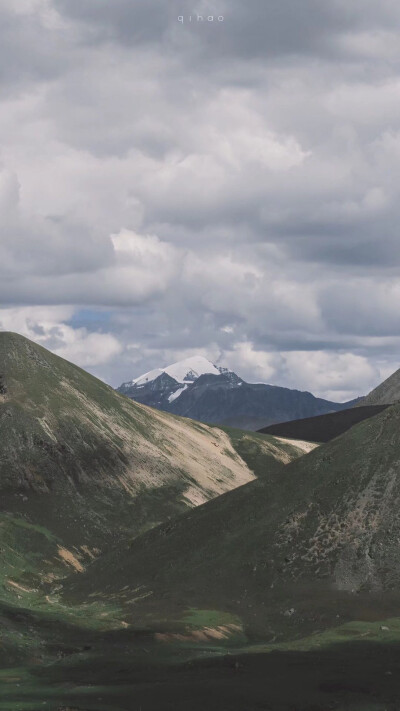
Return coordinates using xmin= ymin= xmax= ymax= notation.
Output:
xmin=2 ymin=333 xmax=400 ymax=710
xmin=63 ymin=401 xmax=400 ymax=638
xmin=0 ymin=333 xmax=314 ymax=597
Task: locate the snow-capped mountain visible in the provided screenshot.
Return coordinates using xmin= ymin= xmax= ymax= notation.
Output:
xmin=127 ymin=356 xmax=222 ymax=387
xmin=117 ymin=356 xmax=356 ymax=431
xmin=118 ymin=356 xmax=226 ymax=411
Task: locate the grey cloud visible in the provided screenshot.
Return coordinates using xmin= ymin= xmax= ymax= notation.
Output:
xmin=0 ymin=0 xmax=400 ymax=399
xmin=0 ymin=6 xmax=73 ymax=95
xmin=319 ymin=281 xmax=400 ymax=337
xmin=53 ymin=0 xmax=185 ymax=48
xmin=52 ymin=0 xmax=388 ymax=62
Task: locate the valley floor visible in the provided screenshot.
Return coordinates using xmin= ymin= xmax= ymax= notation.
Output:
xmin=2 ymin=640 xmax=400 ymax=710
xmin=3 ymin=605 xmax=400 ymax=711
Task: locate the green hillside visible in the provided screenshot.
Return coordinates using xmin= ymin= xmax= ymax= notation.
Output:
xmin=218 ymin=425 xmax=317 ymax=479
xmin=0 ymin=332 xmax=311 ymax=603
xmin=2 ymin=334 xmax=400 ymax=709
xmin=63 ymin=402 xmax=400 ymax=643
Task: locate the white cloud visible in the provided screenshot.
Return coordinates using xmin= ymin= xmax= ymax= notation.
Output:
xmin=282 ymin=351 xmax=380 ymax=400
xmin=218 ymin=343 xmax=384 ymax=401
xmin=196 ymin=90 xmax=309 ymax=172
xmin=0 ymin=306 xmax=121 ymax=368
xmin=0 ymin=0 xmax=399 ymax=395
xmin=0 ymin=305 xmax=74 ymax=334
xmin=221 ymin=341 xmax=280 ymax=383
xmin=51 ymin=327 xmax=122 ymax=367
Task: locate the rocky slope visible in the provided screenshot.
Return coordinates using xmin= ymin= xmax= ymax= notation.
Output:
xmin=119 ymin=357 xmax=355 ymax=430
xmin=360 ymin=365 xmax=400 ymax=406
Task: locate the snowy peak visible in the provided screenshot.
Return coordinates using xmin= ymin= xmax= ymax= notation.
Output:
xmin=131 ymin=367 xmax=164 ymax=388
xmin=117 ymin=356 xmax=355 ymax=432
xmin=163 ymin=355 xmax=222 ymax=383
xmin=131 ymin=356 xmax=222 ymax=387
xmin=118 ymin=356 xmax=232 ymax=412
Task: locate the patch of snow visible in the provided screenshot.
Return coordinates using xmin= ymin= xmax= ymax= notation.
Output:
xmin=131 ymin=367 xmax=164 ymax=387
xmin=165 ymin=356 xmax=220 ymax=383
xmin=132 ymin=356 xmax=221 ymax=387
xmin=168 ymin=385 xmax=188 ymax=403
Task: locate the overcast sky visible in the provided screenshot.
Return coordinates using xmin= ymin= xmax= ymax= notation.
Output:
xmin=1 ymin=0 xmax=400 ymax=399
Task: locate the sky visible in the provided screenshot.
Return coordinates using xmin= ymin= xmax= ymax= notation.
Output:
xmin=1 ymin=0 xmax=400 ymax=400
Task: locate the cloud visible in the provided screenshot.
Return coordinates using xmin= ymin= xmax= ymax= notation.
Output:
xmin=220 ymin=341 xmax=280 ymax=384
xmin=0 ymin=177 xmax=179 ymax=304
xmin=51 ymin=328 xmax=122 ymax=368
xmin=0 ymin=306 xmax=122 ymax=369
xmin=0 ymin=0 xmax=399 ymax=399
xmin=215 ymin=342 xmax=383 ymax=401
xmin=281 ymin=351 xmax=379 ymax=401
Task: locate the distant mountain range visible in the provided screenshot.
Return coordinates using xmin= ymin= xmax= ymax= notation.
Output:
xmin=117 ymin=355 xmax=361 ymax=430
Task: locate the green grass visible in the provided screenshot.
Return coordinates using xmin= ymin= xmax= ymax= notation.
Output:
xmin=218 ymin=425 xmax=312 ymax=480
xmin=182 ymin=608 xmax=240 ymax=629
xmin=3 ymin=619 xmax=400 ymax=711
xmin=242 ymin=616 xmax=400 ymax=655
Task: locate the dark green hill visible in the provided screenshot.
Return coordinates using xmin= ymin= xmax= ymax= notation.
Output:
xmin=259 ymin=404 xmax=388 ymax=443
xmin=63 ymin=402 xmax=400 ymax=642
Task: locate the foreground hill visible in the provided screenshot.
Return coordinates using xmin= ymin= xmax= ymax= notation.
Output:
xmin=118 ymin=355 xmax=355 ymax=430
xmin=259 ymin=404 xmax=388 ymax=443
xmin=64 ymin=402 xmax=400 ymax=642
xmin=0 ymin=332 xmax=312 ymax=594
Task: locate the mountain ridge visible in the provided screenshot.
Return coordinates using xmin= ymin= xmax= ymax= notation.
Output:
xmin=123 ymin=355 xmax=223 ymax=388
xmin=64 ymin=400 xmax=400 ymax=642
xmin=118 ymin=356 xmax=356 ymax=430
xmin=360 ymin=365 xmax=400 ymax=406
xmin=259 ymin=403 xmax=386 ymax=443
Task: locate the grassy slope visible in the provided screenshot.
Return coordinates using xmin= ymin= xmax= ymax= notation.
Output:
xmin=0 ymin=333 xmax=314 ymax=581
xmin=1 ymin=338 xmax=400 ymax=708
xmin=0 ymin=332 xmax=319 ymax=672
xmin=1 ymin=333 xmax=257 ymax=577
xmin=218 ymin=425 xmax=318 ymax=479
xmin=3 ymin=613 xmax=400 ymax=709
